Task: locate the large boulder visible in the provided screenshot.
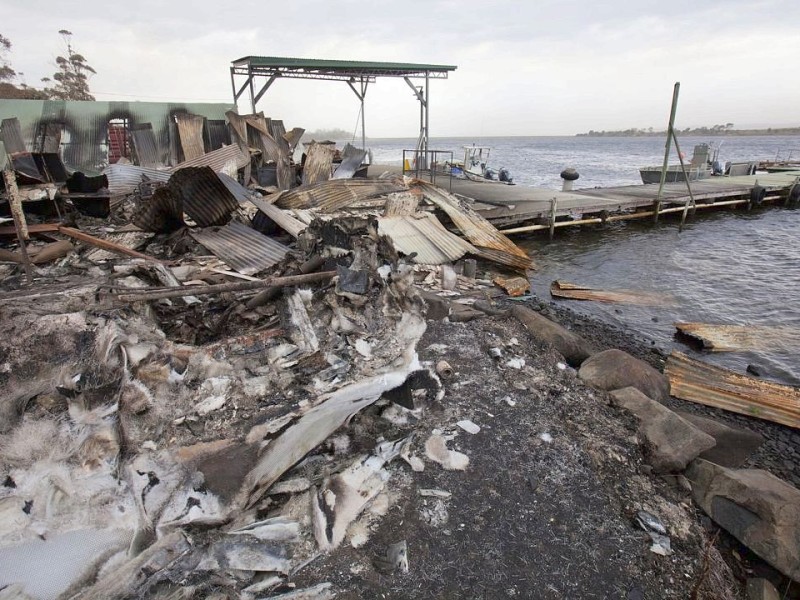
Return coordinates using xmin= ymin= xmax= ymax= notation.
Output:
xmin=686 ymin=459 xmax=800 ymax=581
xmin=511 ymin=305 xmax=596 ymax=367
xmin=610 ymin=387 xmax=716 ymax=472
xmin=579 ymin=349 xmax=670 ymax=401
xmin=677 ymin=412 xmax=764 ymax=468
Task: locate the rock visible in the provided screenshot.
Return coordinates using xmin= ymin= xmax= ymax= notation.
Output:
xmin=417 ymin=290 xmax=451 ymax=320
xmin=510 ymin=305 xmax=596 ymax=367
xmin=677 ymin=412 xmax=764 ymax=468
xmin=610 ymin=387 xmax=716 ymax=473
xmin=686 ymin=458 xmax=800 ymax=581
xmin=579 ymin=349 xmax=670 ymax=401
xmin=745 ymin=578 xmax=780 ymax=600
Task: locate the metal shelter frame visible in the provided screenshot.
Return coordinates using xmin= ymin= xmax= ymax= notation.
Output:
xmin=230 ymin=56 xmax=456 ymax=156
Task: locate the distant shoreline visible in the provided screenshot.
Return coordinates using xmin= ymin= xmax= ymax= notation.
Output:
xmin=577 ymin=127 xmax=800 ymax=137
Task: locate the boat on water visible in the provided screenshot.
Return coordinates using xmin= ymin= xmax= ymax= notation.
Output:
xmin=639 ymin=142 xmax=757 ymax=184
xmin=759 ymin=149 xmax=800 ymax=173
xmin=449 ymin=145 xmax=514 ymax=185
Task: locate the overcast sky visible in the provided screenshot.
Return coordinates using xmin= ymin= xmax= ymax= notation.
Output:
xmin=2 ymin=0 xmax=798 ymax=137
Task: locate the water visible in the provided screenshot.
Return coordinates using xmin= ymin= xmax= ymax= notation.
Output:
xmin=363 ymin=135 xmax=800 ymax=385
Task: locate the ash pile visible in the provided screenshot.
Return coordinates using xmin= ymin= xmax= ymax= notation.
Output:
xmin=0 ymin=112 xmax=533 ymax=599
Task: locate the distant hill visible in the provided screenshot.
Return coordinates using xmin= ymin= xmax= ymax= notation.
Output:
xmin=301 ymin=128 xmax=351 ymax=141
xmin=577 ymin=125 xmax=800 ymax=137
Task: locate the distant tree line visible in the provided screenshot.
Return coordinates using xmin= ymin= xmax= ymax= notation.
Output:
xmin=301 ymin=128 xmax=352 ymax=141
xmin=0 ymin=30 xmax=96 ymax=101
xmin=577 ymin=124 xmax=800 ymax=137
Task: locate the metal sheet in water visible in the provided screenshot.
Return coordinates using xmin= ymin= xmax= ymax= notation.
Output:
xmin=190 ymin=221 xmax=289 ymax=275
xmin=674 ymin=322 xmax=800 ymax=352
xmin=333 ymin=143 xmax=367 ymax=180
xmin=550 ymin=280 xmax=670 ymax=306
xmin=665 ymin=351 xmax=800 ymax=429
xmin=378 ymin=213 xmax=476 ymax=265
xmin=276 ymin=178 xmax=407 ymax=211
xmin=175 ymin=113 xmax=206 ymax=161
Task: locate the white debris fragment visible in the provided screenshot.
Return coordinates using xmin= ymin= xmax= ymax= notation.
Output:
xmin=508 ymin=337 xmax=520 ymax=346
xmin=506 ymin=357 xmax=525 ymax=369
xmin=354 ymin=338 xmax=372 ymax=359
xmin=556 ymin=362 xmax=568 ymax=370
xmin=504 ymin=397 xmax=517 ymax=407
xmin=194 ymin=395 xmax=226 ymax=416
xmin=419 ymin=489 xmax=452 ymax=498
xmin=141 ymin=440 xmax=157 ymax=451
xmin=648 ymin=532 xmax=673 ymax=556
xmin=456 ymin=419 xmax=481 ymax=435
xmin=539 ymin=432 xmax=553 ymax=443
xmin=426 ymin=343 xmax=449 ymax=354
xmin=268 ymin=477 xmax=312 ymax=495
xmin=425 ymin=434 xmax=469 ymax=470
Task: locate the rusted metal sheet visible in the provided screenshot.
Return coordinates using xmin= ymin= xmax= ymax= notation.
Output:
xmin=302 ymin=142 xmax=335 ymax=185
xmin=104 ymin=164 xmax=171 ymax=196
xmin=0 ymin=118 xmax=26 ymax=153
xmin=383 ymin=192 xmax=421 ymax=216
xmin=190 ymin=221 xmax=289 ymax=276
xmin=493 ymin=275 xmax=531 ymax=297
xmin=333 ymin=143 xmax=367 ymax=180
xmin=550 ymin=280 xmax=670 ymax=306
xmin=169 ymin=166 xmax=239 ymax=227
xmin=665 ymin=351 xmax=800 ymax=429
xmin=130 ymin=123 xmax=162 ymax=168
xmin=175 ymin=113 xmax=206 ymax=161
xmin=377 ymin=213 xmax=476 ymax=265
xmin=269 ymin=119 xmax=290 ymax=156
xmin=675 ymin=322 xmax=800 ymax=352
xmin=37 ymin=122 xmax=62 ymax=154
xmin=414 ymin=180 xmax=533 ymax=271
xmin=276 ymin=178 xmax=408 ymax=212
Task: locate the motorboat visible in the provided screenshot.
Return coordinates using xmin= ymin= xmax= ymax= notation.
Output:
xmin=450 ymin=145 xmax=514 ymax=184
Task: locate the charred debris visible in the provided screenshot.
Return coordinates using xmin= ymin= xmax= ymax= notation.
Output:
xmin=0 ymin=110 xmax=535 ymax=598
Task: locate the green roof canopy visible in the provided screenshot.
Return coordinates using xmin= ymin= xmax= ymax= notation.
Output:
xmin=229 ymin=55 xmax=457 ymax=159
xmin=231 ymin=56 xmax=457 ymax=82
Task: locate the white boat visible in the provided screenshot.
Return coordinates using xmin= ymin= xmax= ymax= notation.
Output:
xmin=450 ymin=145 xmax=514 ymax=184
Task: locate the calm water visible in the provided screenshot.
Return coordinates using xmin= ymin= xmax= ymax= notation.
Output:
xmin=362 ymin=135 xmax=800 ymax=385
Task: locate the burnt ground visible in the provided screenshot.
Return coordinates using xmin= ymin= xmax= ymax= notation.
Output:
xmin=291 ymin=311 xmax=742 ymax=599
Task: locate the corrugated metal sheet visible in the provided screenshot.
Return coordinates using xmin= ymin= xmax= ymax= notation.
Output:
xmin=302 ymin=142 xmax=334 ymax=185
xmin=283 ymin=127 xmax=304 ymax=153
xmin=378 ymin=213 xmax=476 ymax=265
xmin=132 ymin=186 xmax=184 ymax=233
xmin=190 ymin=221 xmax=289 ymax=276
xmin=674 ymin=323 xmax=800 ymax=352
xmin=175 ymin=113 xmax=206 ymax=161
xmin=276 ymin=178 xmax=408 ymax=211
xmin=169 ymin=166 xmax=239 ymax=227
xmin=104 ymin=163 xmax=171 ymax=196
xmin=217 ymin=172 xmax=306 ymax=238
xmin=333 ymin=143 xmax=367 ymax=179
xmin=550 ymin=280 xmax=670 ymax=306
xmin=269 ymin=119 xmax=290 ymax=156
xmin=38 ymin=122 xmax=62 ymax=154
xmin=172 ymin=143 xmax=250 ymax=173
xmin=207 ymin=120 xmax=230 ymax=151
xmin=415 ymin=180 xmax=533 ymax=271
xmin=130 ymin=124 xmax=162 ymax=168
xmin=0 ymin=118 xmax=26 ymax=153
xmin=665 ymin=351 xmax=800 ymax=429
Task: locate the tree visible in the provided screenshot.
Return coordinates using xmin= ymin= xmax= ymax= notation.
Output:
xmin=42 ymin=30 xmax=96 ymax=101
xmin=0 ymin=33 xmax=15 ymax=82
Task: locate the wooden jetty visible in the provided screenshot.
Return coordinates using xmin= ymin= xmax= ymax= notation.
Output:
xmin=378 ymin=166 xmax=800 ymax=236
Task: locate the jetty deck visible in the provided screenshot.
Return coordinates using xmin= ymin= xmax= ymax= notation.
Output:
xmin=380 ymin=165 xmax=800 ymax=234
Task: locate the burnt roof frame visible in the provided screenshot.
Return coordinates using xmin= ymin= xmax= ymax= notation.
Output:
xmin=230 ymin=56 xmax=457 ymax=157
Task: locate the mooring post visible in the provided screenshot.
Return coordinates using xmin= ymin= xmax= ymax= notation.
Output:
xmin=671 ymin=130 xmax=696 ymax=233
xmin=549 ymin=196 xmax=558 ymax=240
xmin=654 ymin=82 xmax=681 ymax=224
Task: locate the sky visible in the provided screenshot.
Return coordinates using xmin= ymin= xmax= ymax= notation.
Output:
xmin=2 ymin=0 xmax=798 ymax=137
